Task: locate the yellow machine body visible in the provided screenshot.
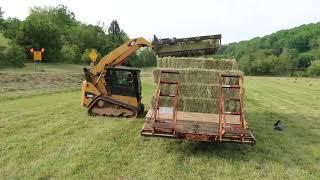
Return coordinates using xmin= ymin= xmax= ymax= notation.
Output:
xmin=81 ymin=37 xmax=152 ymax=117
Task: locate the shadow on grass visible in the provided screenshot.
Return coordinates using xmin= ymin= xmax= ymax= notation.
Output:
xmin=137 ymin=110 xmax=148 ymax=118
xmin=170 ymin=141 xmax=254 ymax=161
xmin=167 ymin=111 xmax=320 ymax=163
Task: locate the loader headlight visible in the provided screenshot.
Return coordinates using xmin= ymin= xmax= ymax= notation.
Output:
xmin=85 ymin=92 xmax=94 ymax=98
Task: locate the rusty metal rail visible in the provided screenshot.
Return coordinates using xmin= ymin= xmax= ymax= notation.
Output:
xmin=152 ymin=70 xmax=180 ymax=136
xmin=141 ymin=74 xmax=255 ymax=144
xmin=219 ymin=75 xmax=249 ymax=143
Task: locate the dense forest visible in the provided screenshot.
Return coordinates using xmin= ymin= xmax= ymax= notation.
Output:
xmin=217 ymin=23 xmax=320 ymax=76
xmin=0 ymin=5 xmax=156 ymax=68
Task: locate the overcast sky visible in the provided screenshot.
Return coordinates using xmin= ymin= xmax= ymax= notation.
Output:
xmin=1 ymin=0 xmax=319 ymax=44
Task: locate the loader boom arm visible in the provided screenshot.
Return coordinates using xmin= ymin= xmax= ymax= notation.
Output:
xmin=90 ymin=37 xmax=152 ymax=75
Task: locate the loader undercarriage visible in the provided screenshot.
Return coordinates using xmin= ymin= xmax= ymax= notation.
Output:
xmin=88 ymin=97 xmax=138 ymax=118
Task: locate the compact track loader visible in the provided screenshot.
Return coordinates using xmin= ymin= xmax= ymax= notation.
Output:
xmin=81 ymin=37 xmax=152 ymax=117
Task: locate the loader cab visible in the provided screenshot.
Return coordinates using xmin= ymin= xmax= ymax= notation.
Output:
xmin=105 ymin=67 xmax=142 ymax=100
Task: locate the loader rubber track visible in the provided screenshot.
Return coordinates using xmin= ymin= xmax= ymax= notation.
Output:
xmin=88 ymin=97 xmax=138 ymax=118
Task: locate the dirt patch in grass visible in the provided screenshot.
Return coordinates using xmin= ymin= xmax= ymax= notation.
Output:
xmin=0 ymin=72 xmax=83 ymax=93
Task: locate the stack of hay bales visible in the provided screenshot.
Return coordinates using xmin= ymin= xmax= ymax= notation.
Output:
xmin=151 ymin=57 xmax=243 ymax=114
xmin=157 ymin=57 xmax=238 ymax=70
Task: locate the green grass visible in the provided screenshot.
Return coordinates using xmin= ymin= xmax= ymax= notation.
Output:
xmin=0 ymin=67 xmax=319 ymax=179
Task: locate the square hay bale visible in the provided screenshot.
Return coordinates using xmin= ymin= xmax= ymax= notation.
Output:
xmin=185 ymin=69 xmax=220 ymax=84
xmin=159 ymin=84 xmax=178 ymax=95
xmin=202 ymin=58 xmax=237 ymax=70
xmin=157 ymin=57 xmax=238 ymax=70
xmin=150 ymin=96 xmax=221 ymax=113
xmin=150 ymin=96 xmax=185 ymax=111
xmin=222 ymin=88 xmax=241 ymax=99
xmin=158 ymin=57 xmax=203 ymax=69
xmin=179 ymin=83 xmax=215 ymax=98
xmin=202 ymin=59 xmax=219 ymax=69
xmin=153 ymin=68 xmax=244 ymax=84
xmin=152 ymin=68 xmax=188 ymax=84
xmin=159 ymin=83 xmax=218 ymax=99
xmin=184 ymin=58 xmax=205 ymax=69
xmin=225 ymin=100 xmax=240 ymax=112
xmin=150 ymin=95 xmax=242 ymax=114
xmin=157 ymin=57 xmax=164 ymax=67
xmin=228 ymin=59 xmax=238 ymax=69
xmin=155 ymin=83 xmax=241 ymax=99
xmin=166 ymin=57 xmax=205 ymax=69
xmin=183 ymin=98 xmax=219 ymax=113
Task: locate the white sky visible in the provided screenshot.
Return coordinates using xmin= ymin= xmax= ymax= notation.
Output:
xmin=0 ymin=0 xmax=319 ymax=44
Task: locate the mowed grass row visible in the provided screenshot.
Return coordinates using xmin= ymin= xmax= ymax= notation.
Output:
xmin=0 ymin=63 xmax=85 ymax=73
xmin=0 ymin=76 xmax=319 ymax=179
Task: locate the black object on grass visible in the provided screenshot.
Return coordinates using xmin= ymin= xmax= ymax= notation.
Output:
xmin=274 ymin=120 xmax=283 ymax=131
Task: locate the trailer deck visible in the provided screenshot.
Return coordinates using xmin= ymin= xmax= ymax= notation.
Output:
xmin=141 ymin=109 xmax=256 ymax=144
xmin=142 ymin=73 xmax=256 ymax=144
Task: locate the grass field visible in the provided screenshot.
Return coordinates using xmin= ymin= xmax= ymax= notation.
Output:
xmin=0 ymin=65 xmax=319 ymax=179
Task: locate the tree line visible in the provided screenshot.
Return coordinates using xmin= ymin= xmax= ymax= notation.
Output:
xmin=216 ymin=22 xmax=320 ymax=76
xmin=1 ymin=5 xmax=319 ymax=76
xmin=0 ymin=5 xmax=156 ymax=68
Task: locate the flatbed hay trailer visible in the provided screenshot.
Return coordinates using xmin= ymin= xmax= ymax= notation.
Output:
xmin=141 ymin=110 xmax=255 ymax=144
xmin=141 ymin=72 xmax=256 ymax=144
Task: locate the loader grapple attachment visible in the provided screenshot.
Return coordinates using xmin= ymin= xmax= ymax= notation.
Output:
xmin=152 ymin=34 xmax=221 ymax=57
